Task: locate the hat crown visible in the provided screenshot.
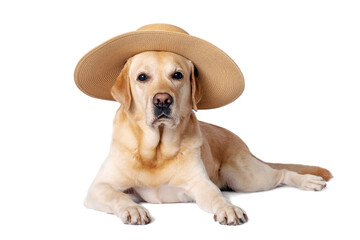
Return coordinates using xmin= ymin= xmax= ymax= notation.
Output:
xmin=137 ymin=23 xmax=189 ymax=35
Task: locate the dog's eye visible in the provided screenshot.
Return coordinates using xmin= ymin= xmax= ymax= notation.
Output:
xmin=137 ymin=74 xmax=148 ymax=82
xmin=172 ymin=72 xmax=183 ymax=80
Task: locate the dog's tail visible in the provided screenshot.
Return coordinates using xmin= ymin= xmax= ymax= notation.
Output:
xmin=256 ymin=157 xmax=333 ymax=181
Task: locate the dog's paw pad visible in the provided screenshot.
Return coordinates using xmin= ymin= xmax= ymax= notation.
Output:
xmin=214 ymin=205 xmax=248 ymax=225
xmin=118 ymin=205 xmax=151 ymax=225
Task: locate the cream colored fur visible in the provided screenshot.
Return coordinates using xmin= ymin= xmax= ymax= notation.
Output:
xmin=84 ymin=51 xmax=331 ymax=225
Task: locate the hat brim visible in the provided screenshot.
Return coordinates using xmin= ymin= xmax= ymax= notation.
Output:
xmin=74 ymin=30 xmax=244 ymax=109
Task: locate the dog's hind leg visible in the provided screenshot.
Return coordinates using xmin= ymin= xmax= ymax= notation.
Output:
xmin=220 ymin=153 xmax=283 ymax=192
xmin=220 ymin=152 xmax=330 ymax=192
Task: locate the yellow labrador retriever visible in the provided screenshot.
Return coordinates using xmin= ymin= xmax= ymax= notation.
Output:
xmin=84 ymin=51 xmax=332 ymax=225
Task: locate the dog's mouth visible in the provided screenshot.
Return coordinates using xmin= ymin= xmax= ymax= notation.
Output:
xmin=151 ymin=109 xmax=178 ymax=127
xmin=153 ymin=112 xmax=172 ymax=123
xmin=157 ymin=114 xmax=170 ymax=119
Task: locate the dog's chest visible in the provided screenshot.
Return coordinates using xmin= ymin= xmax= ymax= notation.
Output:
xmin=134 ymin=185 xmax=193 ymax=204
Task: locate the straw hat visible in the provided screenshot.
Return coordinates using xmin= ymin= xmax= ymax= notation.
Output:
xmin=74 ymin=23 xmax=244 ymax=109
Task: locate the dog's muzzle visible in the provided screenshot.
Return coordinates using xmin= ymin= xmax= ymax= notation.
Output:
xmin=153 ymin=92 xmax=173 ymax=119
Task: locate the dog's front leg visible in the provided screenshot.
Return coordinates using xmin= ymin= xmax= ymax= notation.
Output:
xmin=184 ymin=173 xmax=248 ymax=225
xmin=85 ymin=182 xmax=151 ymax=225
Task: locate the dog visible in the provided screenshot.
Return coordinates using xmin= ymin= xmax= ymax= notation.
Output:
xmin=84 ymin=51 xmax=332 ymax=225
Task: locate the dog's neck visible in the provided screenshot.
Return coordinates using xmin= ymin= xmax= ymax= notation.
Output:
xmin=112 ymin=106 xmax=202 ymax=168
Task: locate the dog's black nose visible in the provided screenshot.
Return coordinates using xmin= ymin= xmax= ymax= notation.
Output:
xmin=153 ymin=93 xmax=173 ymax=108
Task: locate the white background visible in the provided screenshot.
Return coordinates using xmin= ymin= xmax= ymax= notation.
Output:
xmin=1 ymin=0 xmax=359 ymax=239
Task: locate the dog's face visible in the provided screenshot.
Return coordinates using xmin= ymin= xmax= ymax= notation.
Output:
xmin=111 ymin=51 xmax=201 ymax=128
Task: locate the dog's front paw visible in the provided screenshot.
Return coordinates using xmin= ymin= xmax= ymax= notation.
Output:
xmin=117 ymin=205 xmax=151 ymax=225
xmin=214 ymin=205 xmax=248 ymax=225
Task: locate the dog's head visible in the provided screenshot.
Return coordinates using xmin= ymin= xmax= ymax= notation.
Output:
xmin=111 ymin=51 xmax=201 ymax=128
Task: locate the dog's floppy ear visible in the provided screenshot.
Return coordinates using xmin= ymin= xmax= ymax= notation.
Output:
xmin=111 ymin=61 xmax=132 ymax=111
xmin=190 ymin=63 xmax=202 ymax=111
